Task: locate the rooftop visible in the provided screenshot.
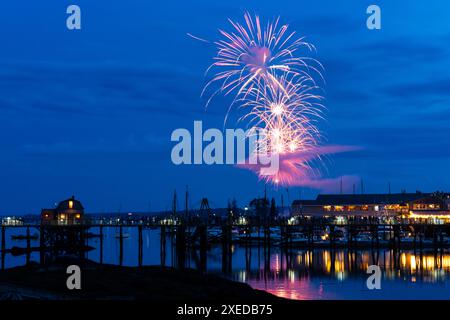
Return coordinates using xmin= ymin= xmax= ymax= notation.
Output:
xmin=292 ymin=192 xmax=433 ymax=206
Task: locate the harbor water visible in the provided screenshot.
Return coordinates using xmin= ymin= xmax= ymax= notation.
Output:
xmin=2 ymin=226 xmax=449 ymax=299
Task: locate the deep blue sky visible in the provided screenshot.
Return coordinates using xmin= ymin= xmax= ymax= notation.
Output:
xmin=0 ymin=0 xmax=449 ymax=214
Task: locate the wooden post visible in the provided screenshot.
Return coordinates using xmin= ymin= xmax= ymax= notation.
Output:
xmin=245 ymin=238 xmax=251 ymax=272
xmin=199 ymin=225 xmax=208 ymax=273
xmin=170 ymin=225 xmax=175 ymax=268
xmin=138 ymin=224 xmax=143 ymax=267
xmin=26 ymin=226 xmax=31 ymax=265
xmin=39 ymin=226 xmax=45 ymax=266
xmin=175 ymin=225 xmax=186 ymax=269
xmin=376 ymin=224 xmax=379 ymax=248
xmin=160 ymin=225 xmax=166 ymax=267
xmin=221 ymin=225 xmax=228 ymax=273
xmin=99 ymin=225 xmax=104 ymax=264
xmin=119 ymin=225 xmax=123 ymax=266
xmin=79 ymin=226 xmax=85 ymax=262
xmin=222 ymin=223 xmax=232 ymax=273
xmin=227 ymin=227 xmax=232 ymax=273
xmin=329 ymin=225 xmax=334 ymax=248
xmin=420 ymin=225 xmax=424 ymax=250
xmin=432 ymin=225 xmax=437 ymax=248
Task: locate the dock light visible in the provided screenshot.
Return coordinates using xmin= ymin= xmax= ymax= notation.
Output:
xmin=75 ymin=214 xmax=81 ymax=219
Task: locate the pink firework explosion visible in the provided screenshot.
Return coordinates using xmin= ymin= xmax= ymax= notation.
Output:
xmin=238 ymin=73 xmax=324 ymax=155
xmin=194 ymin=12 xmax=358 ymax=187
xmin=202 ymin=11 xmax=323 ymax=106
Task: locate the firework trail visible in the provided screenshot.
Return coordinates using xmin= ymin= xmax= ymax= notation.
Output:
xmin=195 ymin=12 xmax=357 ymax=187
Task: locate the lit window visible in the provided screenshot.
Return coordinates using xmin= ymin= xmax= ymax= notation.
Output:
xmin=60 ymin=214 xmax=66 ymax=220
xmin=76 ymin=214 xmax=81 ymax=219
xmin=69 ymin=200 xmax=73 ymax=209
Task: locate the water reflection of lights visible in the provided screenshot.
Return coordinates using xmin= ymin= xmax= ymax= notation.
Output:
xmin=411 ymin=255 xmax=416 ymax=271
xmin=288 ymin=270 xmax=296 ymax=283
xmin=237 ymin=270 xmax=247 ymax=283
xmin=232 ymin=248 xmax=450 ymax=300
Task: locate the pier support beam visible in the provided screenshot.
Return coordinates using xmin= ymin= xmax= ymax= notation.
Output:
xmin=119 ymin=225 xmax=123 ymax=266
xmin=221 ymin=225 xmax=232 ymax=274
xmin=138 ymin=224 xmax=143 ymax=267
xmin=199 ymin=225 xmax=207 ymax=273
xmin=160 ymin=225 xmax=166 ymax=267
xmin=175 ymin=225 xmax=186 ymax=269
xmin=39 ymin=226 xmax=45 ymax=266
xmin=99 ymin=225 xmax=104 ymax=264
xmin=26 ymin=226 xmax=31 ymax=265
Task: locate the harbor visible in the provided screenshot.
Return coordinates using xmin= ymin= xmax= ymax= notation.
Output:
xmin=1 ymin=224 xmax=449 ymax=300
xmin=0 ymin=192 xmax=449 ymax=300
xmin=0 ymin=192 xmax=450 ymax=300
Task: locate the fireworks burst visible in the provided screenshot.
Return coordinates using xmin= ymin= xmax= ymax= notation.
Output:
xmin=203 ymin=12 xmax=323 ymax=107
xmin=195 ymin=12 xmax=355 ymax=187
xmin=239 ymin=73 xmax=324 ymax=156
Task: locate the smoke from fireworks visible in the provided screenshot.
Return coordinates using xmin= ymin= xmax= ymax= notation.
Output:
xmin=194 ymin=12 xmax=357 ymax=187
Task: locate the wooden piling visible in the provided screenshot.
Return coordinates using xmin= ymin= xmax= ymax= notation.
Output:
xmin=175 ymin=225 xmax=186 ymax=269
xmin=39 ymin=226 xmax=45 ymax=266
xmin=99 ymin=225 xmax=104 ymax=264
xmin=160 ymin=225 xmax=166 ymax=267
xmin=138 ymin=224 xmax=143 ymax=267
xmin=26 ymin=226 xmax=31 ymax=265
xmin=119 ymin=225 xmax=123 ymax=266
xmin=221 ymin=225 xmax=228 ymax=273
xmin=199 ymin=225 xmax=207 ymax=273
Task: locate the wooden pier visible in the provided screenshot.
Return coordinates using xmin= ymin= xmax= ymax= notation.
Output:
xmin=0 ymin=219 xmax=449 ymax=270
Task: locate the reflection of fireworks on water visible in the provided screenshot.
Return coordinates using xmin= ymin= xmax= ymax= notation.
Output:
xmin=195 ymin=12 xmax=356 ymax=187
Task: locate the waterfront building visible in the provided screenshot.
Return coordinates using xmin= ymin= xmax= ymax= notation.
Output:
xmin=292 ymin=192 xmax=450 ymax=221
xmin=1 ymin=216 xmax=24 ymax=226
xmin=41 ymin=196 xmax=84 ymax=225
xmin=409 ymin=193 xmax=450 ymax=221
